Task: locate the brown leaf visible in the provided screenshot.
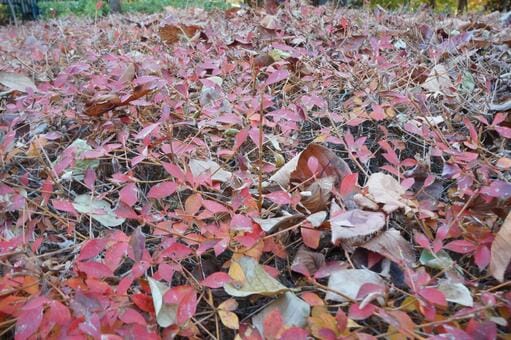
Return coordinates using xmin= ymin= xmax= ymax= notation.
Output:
xmin=159 ymin=23 xmax=201 ymax=44
xmin=300 ymin=177 xmax=335 ymax=213
xmin=489 ymin=211 xmax=511 ymax=282
xmin=85 ymin=94 xmax=122 ymax=117
xmin=291 ymin=144 xmax=352 ymax=185
xmin=85 ymin=83 xmax=153 ymax=117
xmin=291 ymin=246 xmax=325 ymax=276
xmin=269 ymin=144 xmax=352 ymax=188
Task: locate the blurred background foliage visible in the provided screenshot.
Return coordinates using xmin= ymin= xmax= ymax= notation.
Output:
xmin=1 ymin=0 xmax=509 ymax=22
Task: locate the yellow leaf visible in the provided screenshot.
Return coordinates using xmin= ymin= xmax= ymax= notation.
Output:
xmin=229 ymin=261 xmax=246 ymax=283
xmin=309 ymin=306 xmax=339 ymax=338
xmin=219 ymin=310 xmax=239 ymax=330
xmin=219 ymin=298 xmax=238 ymax=312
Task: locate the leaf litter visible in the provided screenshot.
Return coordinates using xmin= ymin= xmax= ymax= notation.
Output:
xmin=1 ymin=3 xmax=511 ymax=339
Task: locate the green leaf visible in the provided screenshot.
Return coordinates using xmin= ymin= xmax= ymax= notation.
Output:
xmin=420 ymin=249 xmax=453 ymax=270
xmin=461 ymin=72 xmax=475 ymax=92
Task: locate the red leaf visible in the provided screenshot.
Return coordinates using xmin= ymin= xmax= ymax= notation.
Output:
xmin=474 ymin=245 xmax=490 ymax=271
xmin=263 ymin=309 xmax=284 ymax=338
xmin=349 ymin=303 xmax=376 ymax=320
xmin=147 ymin=181 xmax=177 ymax=199
xmin=160 ymin=242 xmax=192 ymax=260
xmin=200 ymin=272 xmax=232 ymax=288
xmin=185 ymin=193 xmax=202 ymax=215
xmin=128 ymin=227 xmax=145 ymax=262
xmin=15 ymin=305 xmax=43 ymax=340
xmin=78 ymin=238 xmax=107 ymax=261
xmin=162 ymin=162 xmax=186 ymax=183
xmin=76 ymin=261 xmax=113 ymax=278
xmin=266 ymin=69 xmax=289 ymax=86
xmin=48 ymin=301 xmax=71 ymax=325
xmin=339 ymin=173 xmax=358 ymax=198
xmin=480 ymin=180 xmax=511 ymax=198
xmin=131 ymin=294 xmax=154 ymax=313
xmin=119 ymin=183 xmax=138 ymax=207
xmin=51 ymin=199 xmax=78 ymax=216
xmin=495 ymin=126 xmax=511 ymax=139
xmin=177 ymin=288 xmax=197 ymax=324
xmin=336 ymin=308 xmax=348 ymax=333
xmin=120 ymin=308 xmax=146 ymax=326
xmin=265 ymin=191 xmax=291 ymax=205
xmin=301 ymin=227 xmax=321 ymax=249
xmin=418 ymin=287 xmax=447 ymax=306
xmin=202 ymin=200 xmax=229 ymax=214
xmin=444 ymin=240 xmax=476 ymax=254
xmin=280 ymin=327 xmax=308 ymax=340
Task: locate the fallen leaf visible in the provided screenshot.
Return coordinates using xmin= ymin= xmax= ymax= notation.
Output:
xmin=224 ymin=256 xmax=287 ymax=297
xmin=421 ymin=64 xmax=454 ymax=96
xmin=325 ymin=269 xmax=385 ymax=302
xmin=489 ymin=211 xmax=511 ymax=282
xmin=73 ymin=194 xmax=125 ymax=227
xmin=252 ymin=292 xmax=310 ymax=336
xmin=366 ymin=172 xmax=407 ymax=213
xmin=159 ymin=22 xmax=202 ymax=44
xmin=361 ymin=229 xmax=415 ymax=265
xmin=291 ymin=246 xmax=325 ymax=277
xmin=269 ymin=144 xmax=352 ymax=188
xmin=437 ymin=280 xmax=473 ymax=307
xmin=147 ymin=277 xmax=177 ymax=327
xmin=189 ymin=159 xmax=232 ymax=183
xmin=0 ymin=71 xmax=37 ymax=92
xmin=253 ymin=214 xmax=304 ymax=233
xmin=331 ymin=209 xmax=385 ymax=248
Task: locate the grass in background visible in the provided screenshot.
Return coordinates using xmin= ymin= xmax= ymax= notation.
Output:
xmin=38 ymin=0 xmax=229 ymax=18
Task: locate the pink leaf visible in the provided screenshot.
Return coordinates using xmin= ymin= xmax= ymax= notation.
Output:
xmin=200 ymin=272 xmax=232 ymax=288
xmin=15 ymin=305 xmax=43 ymax=340
xmin=119 ymin=183 xmax=138 ymax=207
xmin=202 ymin=200 xmax=229 ymax=214
xmin=265 ymin=191 xmax=291 ymax=205
xmin=474 ymin=245 xmax=490 ymax=270
xmin=349 ymin=303 xmax=376 ymax=320
xmin=78 ymin=238 xmax=107 ymax=261
xmin=280 ymin=327 xmax=308 ymax=340
xmin=339 ymin=173 xmax=358 ymax=198
xmin=266 ymin=69 xmax=289 ymax=86
xmin=444 ymin=240 xmax=476 ymax=254
xmin=76 ymin=261 xmax=113 ymax=278
xmin=51 ymin=199 xmax=78 ymax=216
xmin=147 ymin=181 xmax=177 ymax=199
xmin=418 ymin=287 xmax=447 ymax=306
xmin=301 ymin=227 xmax=321 ymax=249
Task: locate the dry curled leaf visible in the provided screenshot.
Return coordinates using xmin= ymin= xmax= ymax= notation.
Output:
xmin=489 ymin=211 xmax=511 ymax=282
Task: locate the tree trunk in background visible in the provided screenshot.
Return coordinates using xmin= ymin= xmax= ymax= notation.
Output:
xmin=457 ymin=0 xmax=467 ymax=13
xmin=429 ymin=0 xmax=435 ymax=9
xmin=109 ymin=0 xmax=122 ymax=13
